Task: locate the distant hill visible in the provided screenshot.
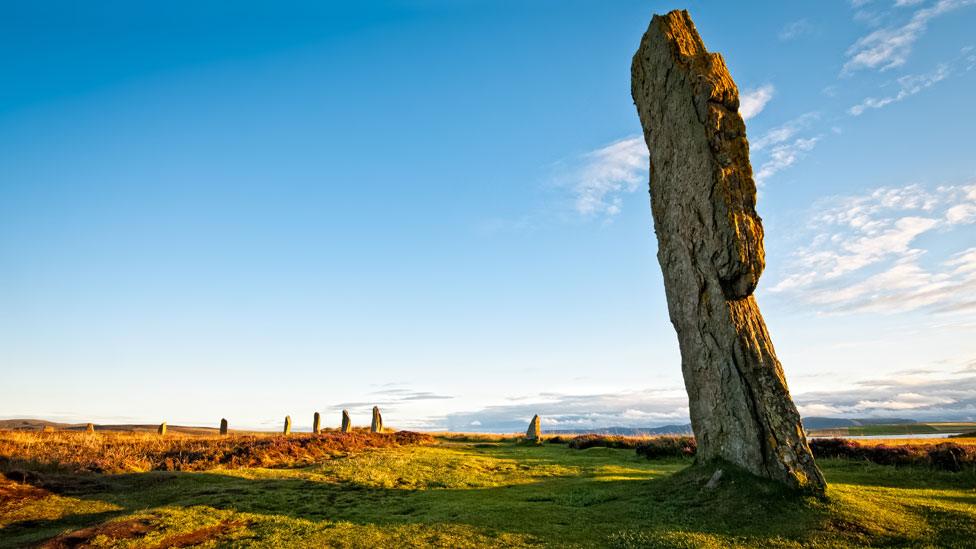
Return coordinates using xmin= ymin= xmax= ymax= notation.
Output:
xmin=0 ymin=419 xmax=221 ymax=435
xmin=538 ymin=418 xmax=925 ymax=436
xmin=547 ymin=424 xmax=694 ymax=436
xmin=546 ymin=418 xmax=926 ymax=436
xmin=801 ymin=417 xmax=917 ymax=430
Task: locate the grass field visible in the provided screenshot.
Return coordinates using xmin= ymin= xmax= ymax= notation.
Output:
xmin=810 ymin=422 xmax=976 ymax=437
xmin=1 ymin=432 xmax=975 ymax=548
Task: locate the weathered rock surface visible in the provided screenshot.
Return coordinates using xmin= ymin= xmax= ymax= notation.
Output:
xmin=85 ymin=423 xmax=95 ymax=434
xmin=341 ymin=410 xmax=352 ymax=432
xmin=631 ymin=10 xmax=825 ymax=493
xmin=371 ymin=406 xmax=383 ymax=433
xmin=526 ymin=415 xmax=541 ymax=440
xmin=220 ymin=418 xmax=228 ymax=436
xmin=158 ymin=422 xmax=167 ymax=436
xmin=313 ymin=412 xmax=321 ymax=434
xmin=283 ymin=415 xmax=292 ymax=435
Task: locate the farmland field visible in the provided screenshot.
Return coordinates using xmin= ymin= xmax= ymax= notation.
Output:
xmin=807 ymin=422 xmax=976 ymax=438
xmin=2 ymin=431 xmax=975 ymax=548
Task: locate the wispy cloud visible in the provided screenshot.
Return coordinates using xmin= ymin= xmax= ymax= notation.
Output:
xmin=843 ymin=0 xmax=976 ymax=74
xmin=569 ymin=136 xmax=647 ymax=218
xmin=849 ymin=63 xmax=949 ymax=115
xmin=755 ymin=137 xmax=819 ymax=186
xmin=334 ymin=387 xmax=454 ymax=414
xmin=443 ymin=388 xmax=689 ymax=432
xmin=964 ymin=45 xmax=976 ymax=70
xmin=751 ymin=113 xmax=819 ymax=151
xmin=565 ymin=82 xmax=779 ymax=217
xmin=771 ymin=181 xmax=976 ymax=314
xmin=441 ymin=357 xmax=976 ymax=432
xmin=795 ymin=361 xmax=976 ymax=421
xmin=779 ymin=19 xmax=814 ymax=41
xmin=739 ymin=84 xmax=775 ymax=120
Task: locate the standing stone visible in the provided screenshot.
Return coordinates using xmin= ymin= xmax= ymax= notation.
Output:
xmin=220 ymin=418 xmax=228 ymax=436
xmin=631 ymin=10 xmax=825 ymax=493
xmin=370 ymin=406 xmax=383 ymax=433
xmin=283 ymin=415 xmax=292 ymax=435
xmin=526 ymin=415 xmax=541 ymax=440
xmin=158 ymin=422 xmax=167 ymax=436
xmin=313 ymin=412 xmax=321 ymax=434
xmin=86 ymin=423 xmax=95 ymax=434
xmin=341 ymin=410 xmax=352 ymax=432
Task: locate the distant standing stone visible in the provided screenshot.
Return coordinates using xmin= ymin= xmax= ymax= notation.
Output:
xmin=158 ymin=422 xmax=167 ymax=436
xmin=283 ymin=415 xmax=292 ymax=435
xmin=526 ymin=415 xmax=541 ymax=440
xmin=371 ymin=406 xmax=383 ymax=433
xmin=86 ymin=423 xmax=95 ymax=434
xmin=220 ymin=418 xmax=228 ymax=436
xmin=341 ymin=410 xmax=352 ymax=432
xmin=313 ymin=412 xmax=321 ymax=434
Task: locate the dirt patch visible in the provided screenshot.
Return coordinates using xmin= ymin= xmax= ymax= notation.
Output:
xmin=147 ymin=520 xmax=249 ymax=548
xmin=40 ymin=517 xmax=154 ymax=548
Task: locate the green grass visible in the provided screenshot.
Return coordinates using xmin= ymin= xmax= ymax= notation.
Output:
xmin=2 ymin=439 xmax=975 ymax=547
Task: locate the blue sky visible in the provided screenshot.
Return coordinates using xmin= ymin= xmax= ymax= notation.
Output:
xmin=2 ymin=1 xmax=975 ymax=432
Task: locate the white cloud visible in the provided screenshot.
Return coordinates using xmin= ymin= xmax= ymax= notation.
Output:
xmin=771 ymin=181 xmax=976 ymax=314
xmin=849 ymin=63 xmax=949 ymax=115
xmin=794 ymin=363 xmax=976 ymax=421
xmin=844 ymin=0 xmax=976 ymax=73
xmin=441 ymin=358 xmax=976 ymax=432
xmin=754 ymin=137 xmax=819 ymax=186
xmin=796 ymin=403 xmax=844 ymax=416
xmin=739 ymin=84 xmax=775 ymax=120
xmin=751 ymin=112 xmax=819 ymax=151
xmin=443 ymin=387 xmax=689 ymax=432
xmin=569 ymin=136 xmax=647 ymax=218
xmin=947 ymin=202 xmax=976 ymax=224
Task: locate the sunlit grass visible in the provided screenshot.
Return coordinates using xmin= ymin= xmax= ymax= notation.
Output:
xmin=1 ymin=435 xmax=974 ymax=547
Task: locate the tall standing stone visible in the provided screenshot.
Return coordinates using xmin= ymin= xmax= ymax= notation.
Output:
xmin=283 ymin=415 xmax=292 ymax=435
xmin=631 ymin=10 xmax=825 ymax=493
xmin=158 ymin=422 xmax=167 ymax=436
xmin=220 ymin=418 xmax=228 ymax=436
xmin=341 ymin=410 xmax=352 ymax=432
xmin=86 ymin=423 xmax=95 ymax=434
xmin=526 ymin=415 xmax=541 ymax=440
xmin=313 ymin=412 xmax=321 ymax=434
xmin=370 ymin=406 xmax=383 ymax=433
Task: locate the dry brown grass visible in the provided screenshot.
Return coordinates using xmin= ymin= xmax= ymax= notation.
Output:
xmin=0 ymin=429 xmax=433 ymax=475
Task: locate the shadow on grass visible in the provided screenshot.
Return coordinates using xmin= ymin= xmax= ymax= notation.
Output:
xmin=1 ymin=456 xmax=835 ymax=547
xmin=816 ymin=458 xmax=976 ymax=490
xmin=6 ymin=446 xmax=974 ymax=547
